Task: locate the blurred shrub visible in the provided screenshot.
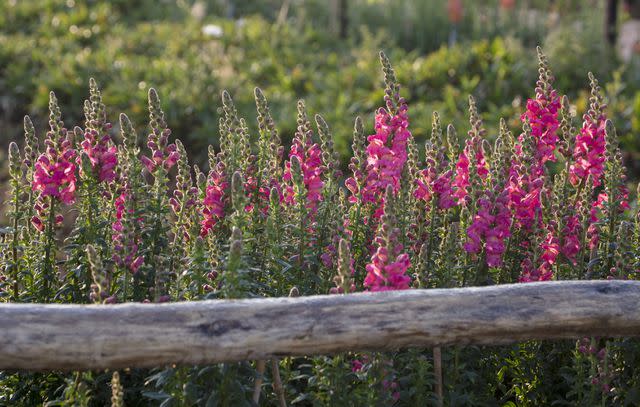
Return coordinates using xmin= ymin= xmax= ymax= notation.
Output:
xmin=0 ymin=0 xmax=638 ymax=172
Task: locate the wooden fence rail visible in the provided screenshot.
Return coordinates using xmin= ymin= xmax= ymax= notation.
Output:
xmin=1 ymin=280 xmax=640 ymax=371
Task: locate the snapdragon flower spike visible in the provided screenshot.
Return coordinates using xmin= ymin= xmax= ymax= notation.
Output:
xmin=32 ymin=92 xmax=77 ymax=230
xmin=414 ymin=114 xmax=457 ymax=211
xmin=468 ymin=97 xmax=489 ymax=179
xmin=561 ymin=213 xmax=582 ymax=265
xmin=330 ymin=238 xmax=355 ymax=294
xmin=201 ymin=154 xmax=228 ymax=237
xmin=520 ymin=48 xmax=561 ymax=171
xmin=141 ymin=88 xmax=179 ymax=173
xmin=80 ymin=78 xmax=118 ymax=183
xmin=219 ymin=91 xmax=251 ymax=176
xmin=570 ymin=73 xmax=607 ymax=188
xmin=357 ymin=52 xmax=413 ymax=219
xmin=316 ymin=114 xmax=342 ymax=181
xmin=283 ymin=101 xmax=325 ymax=215
xmin=463 ymin=122 xmax=515 ymax=267
xmin=80 ymin=126 xmax=117 ymax=183
xmin=603 ymin=120 xmax=630 ymax=214
xmin=433 ymin=124 xmax=458 ymax=210
xmin=452 ymin=143 xmax=471 ymax=205
xmin=345 ymin=117 xmax=367 ymax=205
xmin=463 ymin=191 xmax=511 ymax=268
xmin=112 ymin=114 xmax=145 ymax=274
xmin=364 ymin=186 xmax=411 ymax=291
xmin=112 ymin=190 xmax=144 ymax=274
xmin=255 ymin=88 xmax=284 ymax=212
xmin=507 ymin=120 xmax=544 ymax=230
xmin=23 ymin=115 xmax=39 ymax=176
xmin=453 ymin=97 xmax=488 ymax=206
xmin=520 ymin=225 xmax=558 ymax=282
xmin=170 ymin=139 xmax=199 ymax=241
xmin=361 ymin=101 xmax=411 ymax=219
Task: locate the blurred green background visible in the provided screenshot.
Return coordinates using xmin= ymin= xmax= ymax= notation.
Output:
xmin=1 ymin=0 xmax=639 ymax=174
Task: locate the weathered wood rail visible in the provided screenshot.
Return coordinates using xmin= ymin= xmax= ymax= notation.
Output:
xmin=1 ymin=280 xmax=640 ymax=371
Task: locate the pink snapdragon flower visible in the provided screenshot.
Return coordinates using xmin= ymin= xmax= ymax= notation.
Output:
xmin=505 ymin=170 xmax=543 ymax=230
xmin=463 ymin=192 xmax=511 ymax=267
xmin=520 ymin=227 xmax=558 ymax=282
xmin=258 ymin=179 xmax=284 ymax=214
xmin=432 ymin=170 xmax=457 ymax=210
xmin=80 ymin=126 xmax=118 ymax=183
xmin=452 ymin=147 xmax=471 ymax=205
xmin=413 ymin=168 xmax=434 ymax=204
xmin=31 ymin=128 xmax=77 ymax=230
xmin=283 ymin=133 xmax=325 ymax=215
xmin=507 ymin=61 xmax=560 ymax=232
xmin=360 ymin=104 xmax=411 ymax=218
xmin=33 ymin=150 xmax=77 ymax=205
xmin=464 ymin=197 xmax=493 ymax=255
xmin=141 ymin=128 xmax=180 ymax=173
xmin=413 ymin=146 xmax=456 ymax=211
xmin=475 ymin=146 xmax=489 ymax=178
xmin=364 ymin=247 xmax=411 ymax=291
xmin=201 ymin=158 xmax=228 ymax=237
xmin=561 ymin=214 xmax=581 ymax=265
xmin=570 ymin=112 xmax=607 ymax=187
xmin=345 ymin=150 xmax=366 ymax=205
xmin=364 ymin=200 xmax=411 ymax=291
xmin=520 ymin=89 xmax=561 ymax=170
xmin=32 ymin=129 xmax=77 ymax=203
xmin=452 ymin=129 xmax=487 ymax=206
xmin=112 ymin=190 xmax=144 ymax=273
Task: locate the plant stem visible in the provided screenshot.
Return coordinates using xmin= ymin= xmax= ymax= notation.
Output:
xmin=42 ymin=196 xmax=57 ymax=302
xmin=433 ymin=346 xmax=443 ymax=407
xmin=271 ymin=358 xmax=287 ymax=407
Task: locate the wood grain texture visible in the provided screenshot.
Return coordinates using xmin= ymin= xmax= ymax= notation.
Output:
xmin=1 ymin=280 xmax=640 ymax=371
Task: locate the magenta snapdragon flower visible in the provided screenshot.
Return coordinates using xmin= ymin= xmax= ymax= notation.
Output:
xmin=432 ymin=170 xmax=457 ymax=210
xmin=141 ymin=128 xmax=179 ymax=173
xmin=364 ymin=195 xmax=411 ymax=291
xmin=364 ymin=246 xmax=411 ymax=291
xmin=112 ymin=190 xmax=144 ymax=273
xmin=520 ymin=227 xmax=558 ymax=282
xmin=283 ymin=131 xmax=324 ymax=215
xmin=80 ymin=126 xmax=118 ymax=183
xmin=507 ymin=54 xmax=560 ymax=232
xmin=201 ymin=159 xmax=228 ymax=237
xmin=414 ymin=150 xmax=456 ymax=211
xmin=463 ymin=192 xmax=511 ymax=267
xmin=505 ymin=169 xmax=543 ymax=230
xmin=570 ymin=112 xmax=607 ymax=187
xmin=360 ymin=104 xmax=411 ymax=218
xmin=474 ymin=146 xmax=489 ymax=178
xmin=452 ymin=130 xmax=487 ymax=206
xmin=31 ymin=128 xmax=77 ymax=231
xmin=33 ymin=148 xmax=77 ymax=205
xmin=413 ymin=168 xmax=433 ymax=204
xmin=561 ymin=214 xmax=581 ymax=265
xmin=464 ymin=197 xmax=493 ymax=255
xmin=452 ymin=147 xmax=471 ymax=205
xmin=520 ymin=90 xmax=561 ymax=170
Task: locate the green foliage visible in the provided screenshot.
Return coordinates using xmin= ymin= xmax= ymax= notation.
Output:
xmin=2 ymin=0 xmax=638 ymax=169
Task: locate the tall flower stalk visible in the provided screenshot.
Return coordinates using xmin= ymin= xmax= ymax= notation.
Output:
xmin=31 ymin=92 xmax=77 ymax=301
xmin=364 ymin=186 xmax=411 ymax=291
